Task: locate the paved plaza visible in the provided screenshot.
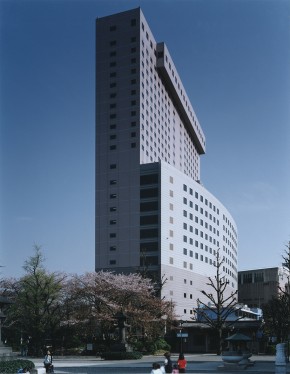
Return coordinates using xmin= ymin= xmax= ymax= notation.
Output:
xmin=29 ymin=354 xmax=290 ymax=374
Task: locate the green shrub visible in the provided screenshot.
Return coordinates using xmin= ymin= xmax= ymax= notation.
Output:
xmin=130 ymin=338 xmax=171 ymax=355
xmin=154 ymin=338 xmax=171 ymax=352
xmin=101 ymin=351 xmax=143 ymax=360
xmin=0 ymin=359 xmax=35 ymax=373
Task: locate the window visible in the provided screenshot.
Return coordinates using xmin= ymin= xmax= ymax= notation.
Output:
xmin=110 ymin=180 xmax=117 ymax=185
xmin=109 ymin=260 xmax=116 ymax=265
xmin=110 ymin=220 xmax=116 ymax=225
xmin=110 ymin=164 xmax=116 ymax=169
xmin=109 ymin=232 xmax=116 ymax=238
xmin=110 ymin=246 xmax=116 ymax=251
xmin=110 ymin=25 xmax=116 ymax=31
xmin=110 ymin=193 xmax=117 ymax=199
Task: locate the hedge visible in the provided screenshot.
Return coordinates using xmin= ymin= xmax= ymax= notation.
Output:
xmin=101 ymin=351 xmax=143 ymax=360
xmin=0 ymin=359 xmax=35 ymax=373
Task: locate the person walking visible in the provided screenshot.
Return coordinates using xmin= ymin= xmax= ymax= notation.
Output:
xmin=43 ymin=350 xmax=54 ymax=373
xmin=177 ymin=353 xmax=187 ymax=373
xmin=164 ymin=352 xmax=173 ymax=373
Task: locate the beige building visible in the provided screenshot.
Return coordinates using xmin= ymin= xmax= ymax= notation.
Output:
xmin=238 ymin=267 xmax=288 ymax=307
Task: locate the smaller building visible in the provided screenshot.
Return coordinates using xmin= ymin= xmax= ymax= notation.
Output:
xmin=167 ymin=305 xmax=263 ymax=354
xmin=238 ymin=267 xmax=288 ymax=307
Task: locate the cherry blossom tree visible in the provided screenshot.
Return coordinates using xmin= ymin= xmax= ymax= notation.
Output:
xmin=65 ymin=271 xmax=175 ymax=346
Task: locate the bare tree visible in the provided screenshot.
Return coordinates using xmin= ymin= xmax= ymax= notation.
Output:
xmin=193 ymin=249 xmax=239 ymax=355
xmin=263 ymin=241 xmax=290 ymax=343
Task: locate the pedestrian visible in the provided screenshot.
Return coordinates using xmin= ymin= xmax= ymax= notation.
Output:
xmin=150 ymin=362 xmax=164 ymax=374
xmin=172 ymin=363 xmax=179 ymax=373
xmin=164 ymin=352 xmax=173 ymax=373
xmin=43 ymin=350 xmax=54 ymax=373
xmin=177 ymin=353 xmax=187 ymax=373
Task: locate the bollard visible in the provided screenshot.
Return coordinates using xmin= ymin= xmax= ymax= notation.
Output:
xmin=275 ymin=343 xmax=286 ymax=374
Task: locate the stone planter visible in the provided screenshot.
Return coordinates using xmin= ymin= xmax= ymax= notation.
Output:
xmin=222 ymin=351 xmax=244 ymax=364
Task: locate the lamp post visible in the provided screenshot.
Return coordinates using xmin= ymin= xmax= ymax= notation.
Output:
xmin=179 ymin=320 xmax=184 ymax=354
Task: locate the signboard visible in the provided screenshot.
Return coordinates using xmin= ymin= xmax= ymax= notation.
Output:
xmin=176 ymin=333 xmax=188 ymax=338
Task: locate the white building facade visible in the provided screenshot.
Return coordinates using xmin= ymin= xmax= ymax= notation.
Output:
xmin=96 ymin=8 xmax=238 ymax=318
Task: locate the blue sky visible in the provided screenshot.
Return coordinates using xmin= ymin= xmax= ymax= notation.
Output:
xmin=1 ymin=0 xmax=289 ymax=278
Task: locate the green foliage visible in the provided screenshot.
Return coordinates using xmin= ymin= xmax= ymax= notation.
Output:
xmin=1 ymin=248 xmax=175 ymax=357
xmin=1 ymin=245 xmax=66 ymax=355
xmin=0 ymin=359 xmax=34 ymax=373
xmin=101 ymin=351 xmax=143 ymax=360
xmin=154 ymin=338 xmax=171 ymax=351
xmin=130 ymin=338 xmax=170 ymax=354
xmin=263 ymin=295 xmax=290 ymax=343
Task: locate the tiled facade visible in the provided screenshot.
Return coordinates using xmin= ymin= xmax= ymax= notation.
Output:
xmin=95 ymin=8 xmax=238 ymax=317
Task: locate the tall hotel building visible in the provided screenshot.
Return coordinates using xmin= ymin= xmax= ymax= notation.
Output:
xmin=96 ymin=8 xmax=238 ymax=318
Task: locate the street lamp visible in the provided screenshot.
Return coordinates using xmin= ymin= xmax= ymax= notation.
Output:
xmin=179 ymin=320 xmax=184 ymax=354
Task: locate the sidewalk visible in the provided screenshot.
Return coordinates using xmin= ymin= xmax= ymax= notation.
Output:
xmin=29 ymin=354 xmax=290 ymax=374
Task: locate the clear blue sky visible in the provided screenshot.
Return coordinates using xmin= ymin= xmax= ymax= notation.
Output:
xmin=1 ymin=0 xmax=289 ymax=278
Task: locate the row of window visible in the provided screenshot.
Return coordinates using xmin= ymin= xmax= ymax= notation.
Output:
xmin=183 ymin=184 xmax=219 ymax=213
xmin=159 ymin=47 xmax=205 ymax=148
xmin=139 ymin=39 xmax=200 ymax=180
xmin=109 ymin=18 xmax=137 ymax=32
